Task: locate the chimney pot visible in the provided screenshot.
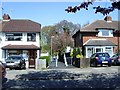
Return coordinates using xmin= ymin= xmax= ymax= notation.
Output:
xmin=104 ymin=16 xmax=112 ymax=22
xmin=2 ymin=14 xmax=11 ymax=20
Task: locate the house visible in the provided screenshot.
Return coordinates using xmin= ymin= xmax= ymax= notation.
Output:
xmin=0 ymin=14 xmax=41 ymax=69
xmin=72 ymin=16 xmax=120 ymax=58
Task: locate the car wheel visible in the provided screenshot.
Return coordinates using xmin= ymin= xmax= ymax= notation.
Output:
xmin=90 ymin=62 xmax=93 ymax=67
xmin=95 ymin=63 xmax=97 ymax=67
xmin=9 ymin=68 xmax=12 ymax=70
xmin=19 ymin=66 xmax=22 ymax=70
xmin=23 ymin=63 xmax=26 ymax=69
xmin=94 ymin=61 xmax=97 ymax=67
xmin=19 ymin=64 xmax=22 ymax=70
xmin=108 ymin=63 xmax=111 ymax=67
xmin=20 ymin=63 xmax=26 ymax=70
xmin=92 ymin=62 xmax=97 ymax=67
xmin=114 ymin=61 xmax=117 ymax=65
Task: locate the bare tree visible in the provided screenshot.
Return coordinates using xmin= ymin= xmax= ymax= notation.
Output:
xmin=52 ymin=31 xmax=73 ymax=55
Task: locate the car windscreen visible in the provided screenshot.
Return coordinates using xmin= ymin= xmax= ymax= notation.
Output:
xmin=98 ymin=53 xmax=110 ymax=57
xmin=7 ymin=56 xmax=22 ymax=60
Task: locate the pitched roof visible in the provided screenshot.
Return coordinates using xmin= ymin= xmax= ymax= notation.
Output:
xmin=80 ymin=20 xmax=119 ymax=32
xmin=73 ymin=19 xmax=120 ymax=37
xmin=84 ymin=39 xmax=116 ymax=46
xmin=0 ymin=20 xmax=41 ymax=32
xmin=2 ymin=44 xmax=40 ymax=50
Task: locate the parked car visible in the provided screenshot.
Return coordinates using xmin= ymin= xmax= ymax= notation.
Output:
xmin=90 ymin=52 xmax=112 ymax=67
xmin=0 ymin=61 xmax=7 ymax=83
xmin=111 ymin=52 xmax=120 ymax=65
xmin=5 ymin=55 xmax=26 ymax=70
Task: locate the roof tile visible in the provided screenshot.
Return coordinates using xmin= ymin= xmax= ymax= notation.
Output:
xmin=1 ymin=20 xmax=41 ymax=32
xmin=2 ymin=44 xmax=40 ymax=50
xmin=84 ymin=39 xmax=116 ymax=46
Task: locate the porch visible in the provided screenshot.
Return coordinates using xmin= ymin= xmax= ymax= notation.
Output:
xmin=2 ymin=44 xmax=40 ymax=69
xmin=83 ymin=39 xmax=117 ymax=58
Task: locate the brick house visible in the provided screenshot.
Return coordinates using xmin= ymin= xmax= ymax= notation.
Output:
xmin=72 ymin=16 xmax=120 ymax=58
xmin=0 ymin=14 xmax=41 ymax=69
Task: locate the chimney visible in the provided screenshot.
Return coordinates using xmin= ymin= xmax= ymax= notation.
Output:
xmin=104 ymin=16 xmax=112 ymax=22
xmin=2 ymin=14 xmax=11 ymax=21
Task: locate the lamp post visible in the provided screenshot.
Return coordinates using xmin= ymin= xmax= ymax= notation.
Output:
xmin=51 ymin=36 xmax=54 ymax=62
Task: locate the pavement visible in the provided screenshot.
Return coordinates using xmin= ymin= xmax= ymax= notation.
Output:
xmin=48 ymin=60 xmax=76 ymax=69
xmin=48 ymin=61 xmax=120 ymax=74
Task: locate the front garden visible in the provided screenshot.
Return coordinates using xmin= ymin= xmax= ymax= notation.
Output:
xmin=38 ymin=47 xmax=90 ymax=69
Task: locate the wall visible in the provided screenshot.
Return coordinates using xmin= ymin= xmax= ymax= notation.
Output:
xmin=2 ymin=32 xmax=40 ymax=47
xmin=0 ymin=32 xmax=40 ymax=61
xmin=73 ymin=32 xmax=82 ymax=47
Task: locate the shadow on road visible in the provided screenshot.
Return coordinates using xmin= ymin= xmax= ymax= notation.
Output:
xmin=2 ymin=70 xmax=120 ymax=90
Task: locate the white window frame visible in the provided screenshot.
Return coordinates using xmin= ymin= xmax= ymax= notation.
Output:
xmin=98 ymin=29 xmax=113 ymax=37
xmin=6 ymin=33 xmax=22 ymax=41
xmin=27 ymin=33 xmax=36 ymax=42
xmin=95 ymin=47 xmax=104 ymax=53
xmin=105 ymin=46 xmax=113 ymax=57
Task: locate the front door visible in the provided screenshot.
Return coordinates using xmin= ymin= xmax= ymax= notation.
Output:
xmin=28 ymin=50 xmax=37 ymax=68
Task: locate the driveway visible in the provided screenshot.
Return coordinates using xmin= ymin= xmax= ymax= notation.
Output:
xmin=2 ymin=65 xmax=120 ymax=90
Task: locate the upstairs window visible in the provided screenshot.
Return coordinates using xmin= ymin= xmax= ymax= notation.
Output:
xmin=6 ymin=33 xmax=22 ymax=41
xmin=98 ymin=29 xmax=113 ymax=37
xmin=27 ymin=33 xmax=36 ymax=41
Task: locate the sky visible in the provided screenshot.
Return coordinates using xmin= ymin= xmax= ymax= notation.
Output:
xmin=0 ymin=1 xmax=119 ymax=28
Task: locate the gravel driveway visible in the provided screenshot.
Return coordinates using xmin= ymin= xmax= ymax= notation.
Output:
xmin=2 ymin=66 xmax=120 ymax=90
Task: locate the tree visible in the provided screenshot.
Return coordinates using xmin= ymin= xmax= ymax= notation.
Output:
xmin=65 ymin=1 xmax=120 ymax=15
xmin=41 ymin=20 xmax=79 ymax=54
xmin=41 ymin=26 xmax=56 ymax=53
xmin=51 ymin=27 xmax=74 ymax=55
xmin=54 ymin=20 xmax=81 ymax=35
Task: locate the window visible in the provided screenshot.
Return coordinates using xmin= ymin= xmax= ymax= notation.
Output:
xmin=98 ymin=29 xmax=113 ymax=37
xmin=105 ymin=47 xmax=112 ymax=57
xmin=27 ymin=33 xmax=36 ymax=41
xmin=87 ymin=48 xmax=93 ymax=58
xmin=6 ymin=33 xmax=22 ymax=41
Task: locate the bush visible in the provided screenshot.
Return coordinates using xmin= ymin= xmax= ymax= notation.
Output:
xmin=39 ymin=56 xmax=50 ymax=67
xmin=72 ymin=47 xmax=83 ymax=58
xmin=72 ymin=48 xmax=76 ymax=57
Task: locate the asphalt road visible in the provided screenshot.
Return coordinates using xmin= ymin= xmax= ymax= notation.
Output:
xmin=2 ymin=65 xmax=120 ymax=90
xmin=4 ymin=65 xmax=120 ymax=79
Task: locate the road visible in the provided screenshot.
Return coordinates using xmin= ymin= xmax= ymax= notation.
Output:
xmin=2 ymin=65 xmax=120 ymax=90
